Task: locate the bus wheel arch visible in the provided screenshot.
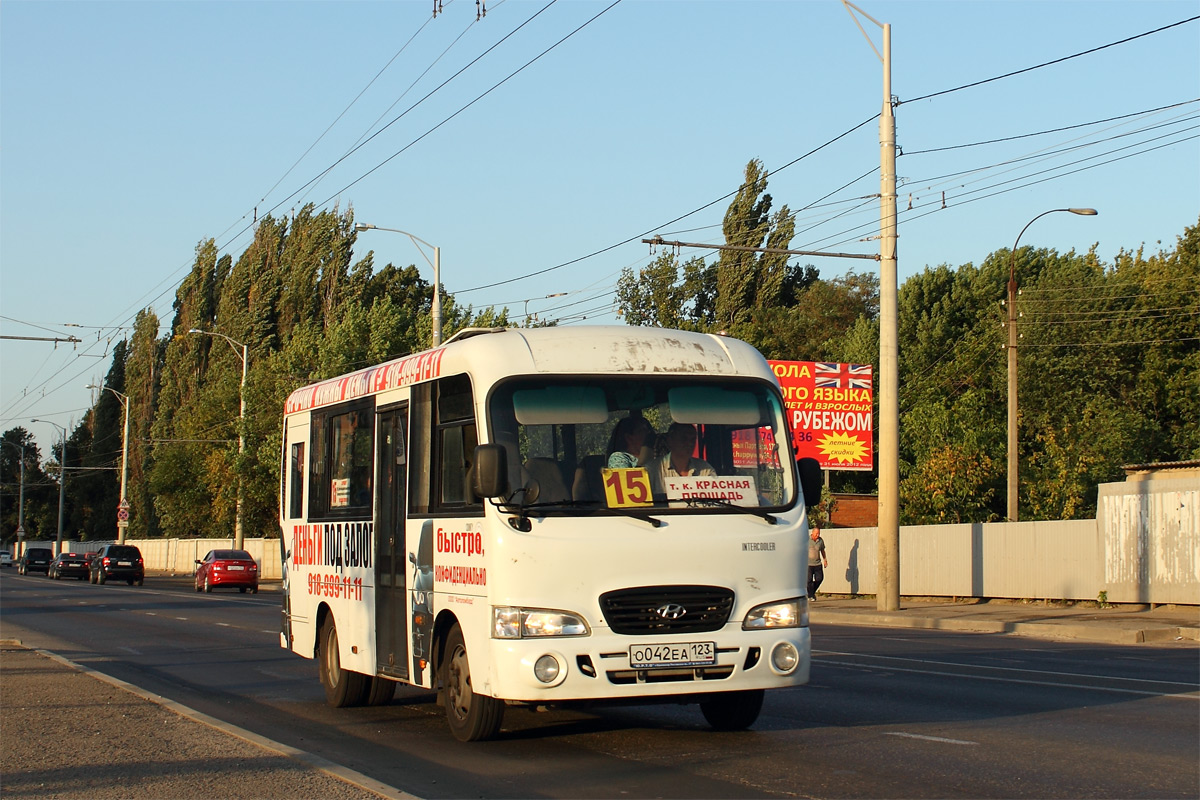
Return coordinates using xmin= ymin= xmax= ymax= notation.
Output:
xmin=317 ymin=608 xmax=369 ymax=707
xmin=437 ymin=620 xmax=504 ymax=742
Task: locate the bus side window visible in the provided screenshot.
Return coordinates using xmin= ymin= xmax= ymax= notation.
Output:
xmin=289 ymin=442 xmax=304 ymax=519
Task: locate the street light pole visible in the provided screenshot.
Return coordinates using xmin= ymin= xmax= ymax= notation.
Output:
xmin=188 ymin=329 xmax=248 ymax=549
xmin=355 ymin=223 xmax=443 ymax=346
xmin=87 ymin=384 xmax=130 ymax=543
xmin=31 ymin=419 xmax=67 ymax=555
xmin=2 ymin=440 xmax=25 ymax=550
xmin=1006 ymin=208 xmax=1097 ymax=521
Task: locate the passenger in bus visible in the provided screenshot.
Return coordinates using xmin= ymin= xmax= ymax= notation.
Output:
xmin=651 ymin=422 xmax=715 ymax=495
xmin=606 ymin=415 xmax=655 ymax=469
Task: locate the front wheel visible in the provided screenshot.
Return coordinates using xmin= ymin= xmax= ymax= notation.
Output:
xmin=442 ymin=623 xmax=504 ymax=742
xmin=318 ymin=615 xmax=368 ymax=707
xmin=699 ymin=689 xmax=764 ymax=731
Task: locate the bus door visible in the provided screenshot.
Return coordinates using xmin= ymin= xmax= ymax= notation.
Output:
xmin=375 ymin=404 xmax=409 ymax=679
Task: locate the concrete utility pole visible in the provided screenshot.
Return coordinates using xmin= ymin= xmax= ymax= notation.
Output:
xmin=31 ymin=419 xmax=67 ymax=555
xmin=1006 ymin=208 xmax=1097 ymax=521
xmin=188 ymin=330 xmax=248 ymax=550
xmin=843 ymin=0 xmax=899 ymax=611
xmin=355 ymin=223 xmax=443 ymax=347
xmin=87 ymin=384 xmax=131 ymax=543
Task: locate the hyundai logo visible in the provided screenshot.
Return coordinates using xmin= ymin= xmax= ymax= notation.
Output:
xmin=656 ymin=602 xmax=687 ymax=620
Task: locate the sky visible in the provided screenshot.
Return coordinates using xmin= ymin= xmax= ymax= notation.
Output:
xmin=2 ymin=0 xmax=1198 ymax=459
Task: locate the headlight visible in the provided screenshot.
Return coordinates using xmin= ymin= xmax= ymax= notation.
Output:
xmin=493 ymin=607 xmax=590 ymax=638
xmin=743 ymin=597 xmax=807 ymax=629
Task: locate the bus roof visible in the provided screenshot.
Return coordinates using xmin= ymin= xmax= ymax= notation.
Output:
xmin=283 ymin=326 xmax=773 ymax=415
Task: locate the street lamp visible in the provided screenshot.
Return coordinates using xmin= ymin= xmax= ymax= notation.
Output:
xmin=87 ymin=384 xmax=130 ymax=544
xmin=1006 ymin=207 xmax=1097 ymax=521
xmin=188 ymin=329 xmax=248 ymax=549
xmin=31 ymin=419 xmax=66 ymax=555
xmin=1 ymin=440 xmax=26 ymax=552
xmin=354 ymin=222 xmax=442 ymax=346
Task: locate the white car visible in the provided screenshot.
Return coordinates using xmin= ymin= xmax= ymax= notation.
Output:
xmin=0 ymin=552 xmax=14 ymax=568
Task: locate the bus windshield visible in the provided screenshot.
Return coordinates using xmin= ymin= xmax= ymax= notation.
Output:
xmin=488 ymin=376 xmax=795 ymax=513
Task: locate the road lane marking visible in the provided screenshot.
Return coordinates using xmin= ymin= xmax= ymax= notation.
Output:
xmin=815 ymin=649 xmax=1200 ymax=689
xmin=816 ymin=657 xmax=1199 ymax=700
xmin=884 ymin=732 xmax=977 ymax=745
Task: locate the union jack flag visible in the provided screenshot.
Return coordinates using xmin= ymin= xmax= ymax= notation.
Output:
xmin=814 ymin=362 xmax=873 ymax=390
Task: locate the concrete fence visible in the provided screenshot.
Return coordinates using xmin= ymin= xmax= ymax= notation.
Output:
xmin=22 ymin=538 xmax=284 ymax=581
xmin=16 ymin=475 xmax=1196 ymax=605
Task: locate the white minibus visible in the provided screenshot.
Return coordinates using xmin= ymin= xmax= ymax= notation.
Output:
xmin=279 ymin=326 xmax=815 ymax=740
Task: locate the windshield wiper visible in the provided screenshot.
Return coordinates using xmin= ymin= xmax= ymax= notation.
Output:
xmin=683 ymin=498 xmax=779 ymax=524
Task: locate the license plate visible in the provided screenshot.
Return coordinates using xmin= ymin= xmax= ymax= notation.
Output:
xmin=229 ymin=565 xmax=244 ymax=571
xmin=629 ymin=641 xmax=716 ymax=669
xmin=117 ymin=561 xmax=131 ymax=566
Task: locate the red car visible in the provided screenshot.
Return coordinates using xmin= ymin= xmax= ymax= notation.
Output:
xmin=194 ymin=549 xmax=259 ymax=594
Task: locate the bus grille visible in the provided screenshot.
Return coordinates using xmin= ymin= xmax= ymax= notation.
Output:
xmin=599 ymin=585 xmax=734 ymax=635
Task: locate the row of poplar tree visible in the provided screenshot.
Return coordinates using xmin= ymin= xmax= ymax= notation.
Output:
xmin=2 ymin=161 xmax=1197 ymax=543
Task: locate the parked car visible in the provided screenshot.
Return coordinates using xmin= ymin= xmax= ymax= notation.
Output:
xmin=0 ymin=552 xmax=13 ymax=568
xmin=49 ymin=552 xmax=91 ymax=580
xmin=89 ymin=544 xmax=144 ymax=586
xmin=18 ymin=547 xmax=53 ymax=575
xmin=195 ymin=549 xmax=259 ymax=594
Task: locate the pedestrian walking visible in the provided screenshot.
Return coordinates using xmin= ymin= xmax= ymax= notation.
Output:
xmin=807 ymin=526 xmax=828 ymax=600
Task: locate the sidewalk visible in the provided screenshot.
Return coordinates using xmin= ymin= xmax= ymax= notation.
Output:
xmin=809 ymin=594 xmax=1200 ymax=645
xmin=0 ymin=641 xmax=409 ymax=800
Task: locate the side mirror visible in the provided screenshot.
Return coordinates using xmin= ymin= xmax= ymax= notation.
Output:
xmin=473 ymin=444 xmax=510 ymax=499
xmin=797 ymin=457 xmax=823 ymax=508
xmin=194 ymin=560 xmax=202 ymax=566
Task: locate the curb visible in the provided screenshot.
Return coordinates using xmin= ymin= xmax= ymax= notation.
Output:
xmin=810 ymin=610 xmax=1198 ymax=645
xmin=2 ymin=640 xmax=416 ymax=800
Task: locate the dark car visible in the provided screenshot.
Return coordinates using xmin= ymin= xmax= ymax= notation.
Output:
xmin=194 ymin=549 xmax=259 ymax=593
xmin=89 ymin=544 xmax=144 ymax=586
xmin=18 ymin=547 xmax=53 ymax=575
xmin=49 ymin=552 xmax=91 ymax=580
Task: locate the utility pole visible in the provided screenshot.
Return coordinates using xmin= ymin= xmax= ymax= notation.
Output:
xmin=843 ymin=1 xmax=899 ymax=611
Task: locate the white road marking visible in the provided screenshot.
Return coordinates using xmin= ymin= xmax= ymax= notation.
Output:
xmin=885 ymin=732 xmax=978 ymax=746
xmin=815 ymin=649 xmax=1199 ymax=689
xmin=816 ymin=656 xmax=1199 ymax=700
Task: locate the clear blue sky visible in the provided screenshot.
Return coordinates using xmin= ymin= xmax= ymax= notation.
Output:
xmin=3 ymin=0 xmax=1198 ymax=458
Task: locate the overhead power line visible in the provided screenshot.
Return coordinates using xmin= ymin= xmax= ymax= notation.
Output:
xmin=899 ymin=15 xmax=1200 ymax=105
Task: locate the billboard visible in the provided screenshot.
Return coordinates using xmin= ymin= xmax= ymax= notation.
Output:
xmin=770 ymin=360 xmax=874 ymax=472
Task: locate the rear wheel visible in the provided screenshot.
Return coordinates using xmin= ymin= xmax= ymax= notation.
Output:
xmin=239 ymin=587 xmax=247 ymax=594
xmin=699 ymin=689 xmax=764 ymax=731
xmin=97 ymin=570 xmax=107 ymax=585
xmin=442 ymin=623 xmax=504 ymax=741
xmin=251 ymin=586 xmax=258 ymax=594
xmin=365 ymin=676 xmax=397 ymax=706
xmin=204 ymin=576 xmax=212 ymax=593
xmin=318 ymin=615 xmax=368 ymax=707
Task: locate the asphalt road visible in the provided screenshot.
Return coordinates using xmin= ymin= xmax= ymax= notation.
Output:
xmin=2 ymin=570 xmax=1197 ymax=799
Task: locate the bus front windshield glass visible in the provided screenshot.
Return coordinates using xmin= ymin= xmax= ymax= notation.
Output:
xmin=488 ymin=378 xmax=796 ymax=513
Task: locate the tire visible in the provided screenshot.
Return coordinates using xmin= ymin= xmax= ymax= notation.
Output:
xmin=251 ymin=586 xmax=258 ymax=595
xmin=239 ymin=587 xmax=247 ymax=594
xmin=318 ymin=615 xmax=368 ymax=708
xmin=127 ymin=579 xmax=135 ymax=586
xmin=204 ymin=576 xmax=212 ymax=593
xmin=365 ymin=676 xmax=397 ymax=706
xmin=699 ymin=689 xmax=764 ymax=732
xmin=89 ymin=570 xmax=96 ymax=584
xmin=136 ymin=579 xmax=144 ymax=586
xmin=195 ymin=582 xmax=202 ymax=592
xmin=97 ymin=570 xmax=107 ymax=585
xmin=442 ymin=623 xmax=504 ymax=742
